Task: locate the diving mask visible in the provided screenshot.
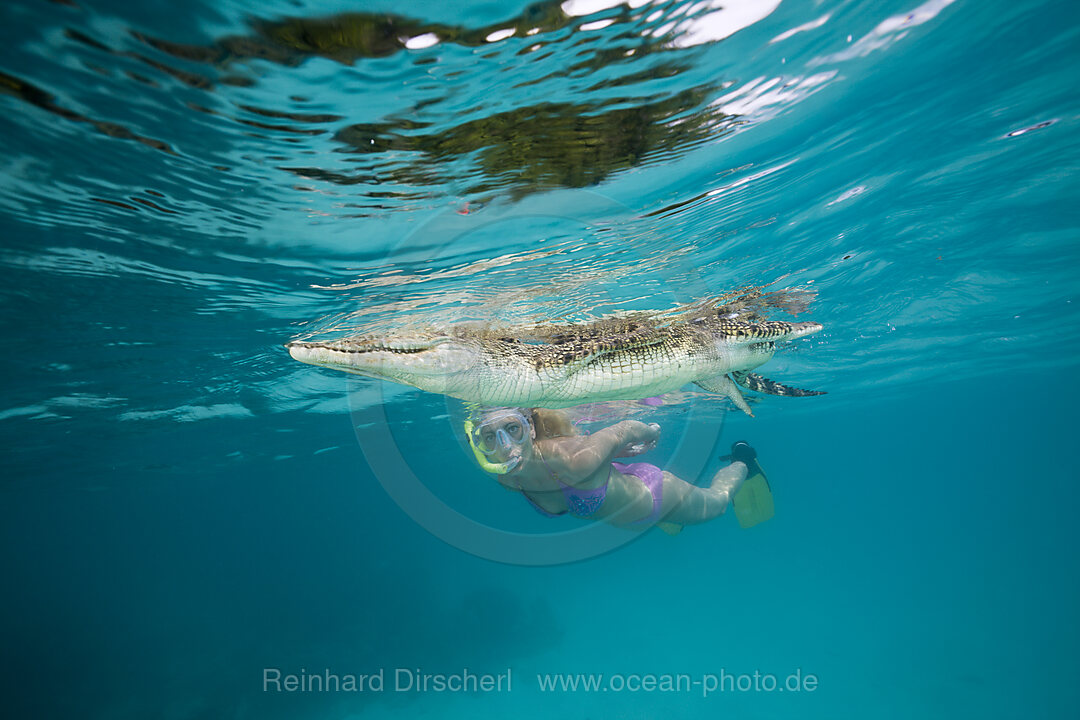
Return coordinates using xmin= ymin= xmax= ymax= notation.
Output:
xmin=471 ymin=410 xmax=530 ymax=455
xmin=464 ymin=410 xmax=532 ymax=475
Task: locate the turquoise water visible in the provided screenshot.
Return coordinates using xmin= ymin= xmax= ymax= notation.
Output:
xmin=1 ymin=0 xmax=1078 ymax=717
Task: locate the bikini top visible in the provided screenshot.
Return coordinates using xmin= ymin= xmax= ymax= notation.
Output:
xmin=521 ymin=448 xmax=609 ymax=518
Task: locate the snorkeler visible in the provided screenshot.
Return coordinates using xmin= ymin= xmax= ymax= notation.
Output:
xmin=464 ymin=407 xmax=764 ymax=533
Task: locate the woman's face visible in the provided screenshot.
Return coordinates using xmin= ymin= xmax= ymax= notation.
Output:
xmin=477 ymin=412 xmax=534 ymax=468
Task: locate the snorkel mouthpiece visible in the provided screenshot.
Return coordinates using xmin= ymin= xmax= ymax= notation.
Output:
xmin=492 ymin=454 xmax=522 ymax=474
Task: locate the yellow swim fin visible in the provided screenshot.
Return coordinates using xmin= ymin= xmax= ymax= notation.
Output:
xmin=657 ymin=521 xmax=683 ymax=536
xmin=732 ymin=458 xmax=774 ymax=529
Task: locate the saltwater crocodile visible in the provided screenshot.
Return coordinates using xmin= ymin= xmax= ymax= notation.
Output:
xmin=286 ymin=298 xmax=825 ymax=415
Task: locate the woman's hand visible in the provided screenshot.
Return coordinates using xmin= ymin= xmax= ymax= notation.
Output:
xmin=616 ymin=421 xmax=661 ymax=457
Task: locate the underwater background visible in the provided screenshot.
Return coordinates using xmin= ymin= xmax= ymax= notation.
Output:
xmin=1 ymin=0 xmax=1078 ymax=717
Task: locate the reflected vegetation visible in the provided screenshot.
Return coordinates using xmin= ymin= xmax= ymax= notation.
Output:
xmin=308 ymin=84 xmax=737 ymax=200
xmin=132 ymin=1 xmax=740 ymax=201
xmin=136 ymin=1 xmax=589 ymax=67
xmin=0 ymin=70 xmax=175 ymax=154
xmin=4 ymin=0 xmax=747 ymax=207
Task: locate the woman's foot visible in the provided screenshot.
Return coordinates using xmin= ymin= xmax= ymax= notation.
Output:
xmin=709 ymin=455 xmax=748 ymax=504
xmin=730 ymin=441 xmax=757 ymax=465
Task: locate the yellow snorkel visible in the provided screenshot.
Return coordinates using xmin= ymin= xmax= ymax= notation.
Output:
xmin=464 ymin=419 xmax=522 ymax=475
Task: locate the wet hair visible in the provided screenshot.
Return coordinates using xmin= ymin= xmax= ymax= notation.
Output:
xmin=529 ymin=408 xmax=578 ymax=440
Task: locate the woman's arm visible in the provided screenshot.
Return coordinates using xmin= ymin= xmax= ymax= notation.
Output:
xmin=553 ymin=420 xmax=660 ymax=478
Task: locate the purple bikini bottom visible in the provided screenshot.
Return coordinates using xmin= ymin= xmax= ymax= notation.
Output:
xmin=611 ymin=462 xmax=664 ymax=526
xmin=523 ymin=460 xmax=664 ymax=525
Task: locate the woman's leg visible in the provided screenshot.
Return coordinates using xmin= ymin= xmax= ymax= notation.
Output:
xmin=658 ymin=461 xmax=748 ymax=526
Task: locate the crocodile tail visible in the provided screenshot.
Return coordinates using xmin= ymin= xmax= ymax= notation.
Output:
xmin=732 ymin=371 xmax=826 ymax=397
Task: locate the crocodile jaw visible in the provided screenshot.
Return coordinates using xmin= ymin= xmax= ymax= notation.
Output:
xmin=286 ymin=337 xmax=482 ymax=396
